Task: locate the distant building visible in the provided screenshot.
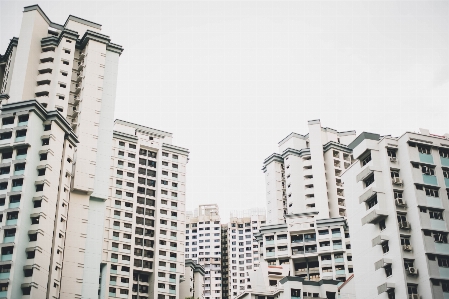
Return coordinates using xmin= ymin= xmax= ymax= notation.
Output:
xmin=225 ymin=209 xmax=266 ymax=298
xmin=186 ymin=205 xmax=222 ymax=299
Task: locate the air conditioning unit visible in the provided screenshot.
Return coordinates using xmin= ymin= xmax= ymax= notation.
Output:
xmin=392 ymin=177 xmax=403 ymax=185
xmin=403 ymin=245 xmax=413 ymax=251
xmin=390 ymin=156 xmax=397 ymax=162
xmin=395 ymin=198 xmax=406 ymax=206
xmin=399 ymin=222 xmax=411 ymax=229
xmin=407 ymin=267 xmax=418 ymax=275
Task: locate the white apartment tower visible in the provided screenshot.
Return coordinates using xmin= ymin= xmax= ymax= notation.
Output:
xmin=259 ymin=120 xmax=356 ymax=283
xmin=185 ymin=205 xmax=222 ymax=299
xmin=225 ymin=209 xmax=266 ymax=299
xmin=0 ymin=5 xmax=122 ymax=299
xmin=342 ymin=129 xmax=449 ymax=299
xmin=101 ymin=120 xmax=189 ymax=299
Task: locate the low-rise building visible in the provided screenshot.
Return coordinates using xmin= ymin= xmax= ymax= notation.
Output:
xmin=236 ymin=262 xmax=340 ymax=299
xmin=180 ymin=259 xmax=205 ymax=299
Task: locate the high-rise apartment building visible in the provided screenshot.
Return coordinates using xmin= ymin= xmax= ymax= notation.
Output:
xmin=223 ymin=209 xmax=266 ymax=299
xmin=102 ymin=120 xmax=189 ymax=299
xmin=342 ymin=129 xmax=449 ymax=299
xmin=0 ymin=5 xmax=122 ymax=299
xmin=185 ymin=205 xmax=222 ymax=299
xmin=221 ymin=224 xmax=230 ymax=299
xmin=258 ymin=120 xmax=355 ymax=283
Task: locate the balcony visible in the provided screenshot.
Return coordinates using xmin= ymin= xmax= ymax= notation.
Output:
xmin=265 ymin=240 xmax=274 ymax=245
xmin=431 ymin=219 xmax=447 ymax=230
xmin=1 ymin=254 xmax=12 ymax=261
xmin=110 ymin=269 xmax=117 ymax=274
xmin=441 ymin=157 xmax=449 ymax=167
xmin=419 ymin=153 xmax=434 ymax=164
xmin=423 ymin=174 xmax=438 ymax=186
xmin=109 ymin=292 xmax=116 ymax=297
xmin=266 ymin=252 xmax=275 ymax=257
xmin=335 ymin=258 xmax=344 ymax=263
xmin=0 ymin=272 xmax=10 ymax=279
xmin=336 ymin=269 xmax=346 ymax=275
xmin=11 ymin=185 xmax=22 ymax=192
xmin=169 ymin=267 xmax=176 ymax=272
xmin=3 ymin=236 xmax=14 ymax=243
xmin=8 ymin=202 xmax=20 ymax=209
xmin=333 ymin=244 xmax=343 ymax=250
xmin=6 ymin=219 xmax=17 ymax=226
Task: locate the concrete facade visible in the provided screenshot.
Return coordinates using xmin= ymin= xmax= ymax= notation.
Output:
xmin=185 ymin=205 xmax=222 ymax=299
xmin=342 ymin=129 xmax=449 ymax=299
xmin=101 ymin=120 xmax=189 ymax=299
xmin=0 ymin=5 xmax=122 ymax=299
xmin=180 ymin=259 xmax=205 ymax=299
xmin=259 ymin=120 xmax=355 ymax=284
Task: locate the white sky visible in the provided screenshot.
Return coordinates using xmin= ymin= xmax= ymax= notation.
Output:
xmin=1 ymin=0 xmax=448 ymax=222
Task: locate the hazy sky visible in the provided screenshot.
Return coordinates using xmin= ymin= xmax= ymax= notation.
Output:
xmin=1 ymin=0 xmax=448 ymax=221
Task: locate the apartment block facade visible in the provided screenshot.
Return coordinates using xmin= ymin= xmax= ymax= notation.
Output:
xmin=259 ymin=120 xmax=355 ymax=283
xmin=224 ymin=209 xmax=266 ymax=299
xmin=180 ymin=259 xmax=205 ymax=299
xmin=101 ymin=120 xmax=189 ymax=299
xmin=185 ymin=205 xmax=222 ymax=299
xmin=342 ymin=129 xmax=449 ymax=299
xmin=0 ymin=5 xmax=122 ymax=299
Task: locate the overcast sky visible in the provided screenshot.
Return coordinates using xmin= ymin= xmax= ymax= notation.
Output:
xmin=1 ymin=0 xmax=448 ymax=221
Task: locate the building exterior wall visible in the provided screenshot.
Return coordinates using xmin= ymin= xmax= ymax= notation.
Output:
xmin=342 ymin=130 xmax=449 ymax=299
xmin=101 ymin=120 xmax=189 ymax=299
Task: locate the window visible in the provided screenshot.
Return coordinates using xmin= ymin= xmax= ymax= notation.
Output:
xmin=418 ymin=146 xmax=431 ymax=154
xmin=129 ymin=144 xmax=136 ymax=149
xmin=172 ymin=164 xmax=178 ymax=169
xmin=438 ymin=257 xmax=449 ymax=268
xmin=425 ymin=188 xmax=438 ymax=197
xmin=361 ymin=153 xmax=371 ymax=166
xmin=390 ymin=170 xmax=399 ymax=178
xmin=387 ymin=149 xmax=397 ymax=158
xmin=0 ymin=132 xmax=12 ymax=140
xmin=367 ymin=195 xmax=378 ymax=209
xmin=379 ymin=219 xmax=386 ymax=231
xmin=363 ymin=174 xmax=374 ymax=187
xmin=2 ymin=117 xmax=14 ymax=125
xmin=382 ymin=241 xmax=389 ymax=253
xmin=430 ymin=210 xmax=443 ymax=220
xmin=401 ymin=237 xmax=411 ymax=246
xmin=421 ymin=165 xmax=435 ymax=176
xmin=407 ymin=285 xmax=418 ymax=295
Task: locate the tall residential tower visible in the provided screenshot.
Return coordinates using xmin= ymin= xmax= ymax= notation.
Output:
xmin=343 ymin=129 xmax=449 ymax=299
xmin=259 ymin=120 xmax=356 ymax=283
xmin=0 ymin=5 xmax=122 ymax=299
xmin=185 ymin=205 xmax=222 ymax=299
xmin=102 ymin=120 xmax=189 ymax=299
